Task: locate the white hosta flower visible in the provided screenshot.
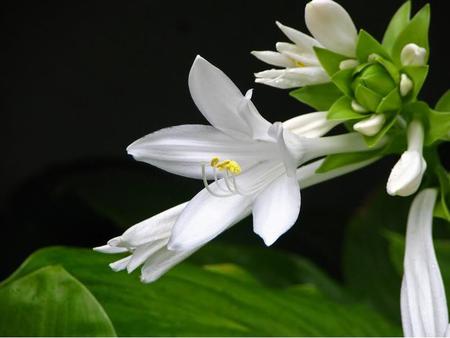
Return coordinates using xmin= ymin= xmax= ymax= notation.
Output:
xmin=387 ymin=120 xmax=427 ymax=196
xmin=401 ymin=43 xmax=427 ymax=67
xmin=126 ymin=56 xmax=369 ymax=249
xmin=401 ymin=188 xmax=450 ymax=337
xmin=95 ymin=157 xmax=377 ymax=283
xmin=252 ymin=0 xmax=357 ymax=89
xmin=353 ymin=114 xmax=386 ymax=136
xmin=283 ymin=111 xmax=339 ymax=138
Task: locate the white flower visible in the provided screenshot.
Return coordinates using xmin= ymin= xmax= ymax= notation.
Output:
xmin=353 ymin=114 xmax=386 ymax=136
xmin=252 ymin=0 xmax=357 ymax=89
xmin=401 ymin=188 xmax=450 ymax=337
xmin=387 ymin=120 xmax=427 ymax=196
xmin=283 ymin=111 xmax=340 ymax=138
xmin=94 ymin=157 xmax=377 ymax=283
xmin=401 ymin=43 xmax=427 ymax=67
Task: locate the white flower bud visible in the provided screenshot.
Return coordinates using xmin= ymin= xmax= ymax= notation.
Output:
xmin=339 ymin=59 xmax=359 ymax=70
xmin=283 ymin=111 xmax=339 ymax=138
xmin=400 ymin=73 xmax=413 ymax=96
xmin=351 ymin=100 xmax=368 ymax=113
xmin=400 ymin=43 xmax=427 ymax=66
xmin=353 ymin=114 xmax=386 ymax=136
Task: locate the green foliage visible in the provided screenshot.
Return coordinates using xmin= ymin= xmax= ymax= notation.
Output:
xmin=436 ymin=90 xmax=450 ymax=111
xmin=316 ymin=150 xmax=382 ymax=174
xmin=314 ymin=47 xmax=349 ymax=77
xmin=376 ymin=89 xmax=402 ymax=114
xmin=402 ymin=65 xmax=429 ymax=100
xmin=289 ymin=83 xmax=343 ymax=111
xmin=363 ymin=114 xmax=398 ymax=148
xmin=391 ymin=4 xmax=430 ymax=66
xmin=356 ymin=30 xmax=391 ymax=63
xmin=0 ymin=266 xmax=116 ymax=337
xmin=426 ymin=109 xmax=450 ymax=145
xmin=382 ymin=1 xmax=411 ymax=53
xmin=434 ymin=166 xmax=450 ymax=222
xmin=327 ymin=96 xmax=366 ymax=121
xmin=331 ymin=68 xmax=354 ymax=96
xmin=1 ymin=246 xmax=401 ymax=336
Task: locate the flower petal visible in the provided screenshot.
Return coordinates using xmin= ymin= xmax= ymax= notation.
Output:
xmin=283 ymin=111 xmax=339 ymax=138
xmin=168 ymin=186 xmax=253 ymax=251
xmin=305 ymin=0 xmax=357 ymax=57
xmin=189 ymin=55 xmax=263 ymax=139
xmin=126 ymin=239 xmax=168 ymax=273
xmin=255 ymin=67 xmax=329 ymax=89
xmin=275 ymin=21 xmax=321 ymax=52
xmin=93 ymin=245 xmax=129 ymax=254
xmin=127 ymin=125 xmax=270 ymax=179
xmin=276 ymin=42 xmax=320 ymax=66
xmin=401 ymin=189 xmax=448 ymax=337
xmin=251 ymin=50 xmax=295 ymax=68
xmin=252 ymin=173 xmax=301 ymax=246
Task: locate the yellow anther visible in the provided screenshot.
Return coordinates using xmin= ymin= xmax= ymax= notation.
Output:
xmin=294 ymin=60 xmax=305 ymax=67
xmin=209 ymin=157 xmax=241 ymax=175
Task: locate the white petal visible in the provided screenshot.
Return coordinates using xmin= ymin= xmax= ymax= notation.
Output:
xmin=253 ymin=174 xmax=301 ymax=246
xmin=386 ymin=150 xmax=427 ymax=196
xmin=109 ymin=256 xmax=132 ymax=272
xmin=120 ymin=203 xmax=187 ymax=247
xmin=255 ymin=67 xmax=329 ymax=89
xmin=168 ymin=186 xmax=252 ymax=251
xmin=275 ymin=21 xmax=321 ymax=52
xmin=401 ymin=189 xmax=447 ymax=337
xmin=127 ymin=125 xmax=269 ymax=179
xmin=93 ymin=245 xmax=129 ymax=254
xmin=140 ymin=247 xmax=197 ymax=283
xmin=251 ymin=50 xmax=295 ymax=68
xmin=305 ymin=0 xmax=357 ymax=57
xmin=189 ymin=55 xmax=259 ymax=139
xmin=353 ymin=114 xmax=386 ymax=136
xmin=126 ymin=239 xmax=168 ymax=273
xmin=400 ymin=73 xmax=413 ymax=97
xmin=275 ymin=42 xmax=320 ymax=66
xmin=283 ymin=111 xmax=339 ymax=138
xmin=401 ymin=43 xmax=427 ymax=66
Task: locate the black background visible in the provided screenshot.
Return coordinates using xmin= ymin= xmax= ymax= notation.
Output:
xmin=2 ymin=0 xmax=449 ymax=280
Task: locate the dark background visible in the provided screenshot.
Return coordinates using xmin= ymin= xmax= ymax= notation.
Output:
xmin=2 ymin=0 xmax=449 ymax=280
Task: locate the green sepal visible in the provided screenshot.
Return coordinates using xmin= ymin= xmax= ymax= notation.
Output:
xmin=372 ymin=56 xmax=401 ymax=83
xmin=327 ymin=96 xmax=366 ymax=121
xmin=434 ymin=166 xmax=450 ymax=222
xmin=354 ymin=85 xmax=382 ymax=112
xmin=356 ymin=30 xmax=391 ymax=63
xmin=392 ymin=4 xmax=430 ymax=66
xmin=289 ymin=83 xmax=343 ymax=111
xmin=316 ymin=149 xmax=382 ymax=174
xmin=427 ymin=109 xmax=450 ymax=145
xmin=436 ymin=90 xmax=450 ymax=111
xmin=376 ymin=88 xmax=402 ymax=113
xmin=331 ymin=68 xmax=354 ymax=96
xmin=363 ymin=113 xmax=398 ymax=147
xmin=314 ymin=47 xmax=349 ymax=77
xmin=402 ymin=65 xmax=429 ymax=100
xmin=382 ymin=1 xmax=411 ymax=54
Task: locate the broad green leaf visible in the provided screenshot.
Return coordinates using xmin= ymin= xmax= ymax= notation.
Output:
xmin=327 ymin=96 xmax=367 ymax=121
xmin=316 ymin=150 xmax=382 ymax=174
xmin=289 ymin=83 xmax=343 ymax=111
xmin=382 ymin=1 xmax=411 ymax=53
xmin=363 ymin=113 xmax=398 ymax=148
xmin=343 ymin=188 xmax=413 ymax=322
xmin=392 ymin=4 xmax=430 ymax=66
xmin=331 ymin=68 xmax=354 ymax=96
xmin=426 ymin=109 xmax=450 ymax=145
xmin=376 ymin=89 xmax=402 ymax=113
xmin=3 ymin=246 xmax=401 ymax=336
xmin=314 ymin=47 xmax=349 ymax=77
xmin=402 ymin=65 xmax=429 ymax=100
xmin=436 ymin=90 xmax=450 ymax=111
xmin=356 ymin=30 xmax=391 ymax=63
xmin=0 ymin=265 xmax=116 ymax=337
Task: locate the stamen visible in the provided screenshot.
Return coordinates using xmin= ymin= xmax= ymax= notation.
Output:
xmin=294 ymin=60 xmax=305 ymax=67
xmin=202 ymin=157 xmax=244 ymax=197
xmin=201 ymin=164 xmax=233 ymax=198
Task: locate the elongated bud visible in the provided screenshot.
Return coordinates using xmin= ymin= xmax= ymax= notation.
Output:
xmin=400 ymin=73 xmax=413 ymax=96
xmin=353 ymin=114 xmax=385 ymax=136
xmin=283 ymin=111 xmax=339 ymax=138
xmin=339 ymin=59 xmax=359 ymax=70
xmin=386 ymin=120 xmax=427 ymax=196
xmin=400 ymin=43 xmax=427 ymax=66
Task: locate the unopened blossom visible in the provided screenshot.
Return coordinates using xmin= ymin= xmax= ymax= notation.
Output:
xmin=387 ymin=120 xmax=427 ymax=196
xmin=401 ymin=189 xmax=450 ymax=337
xmin=252 ymin=0 xmax=357 ymax=89
xmin=401 ymin=43 xmax=427 ymax=67
xmin=95 ymin=157 xmax=377 ymax=283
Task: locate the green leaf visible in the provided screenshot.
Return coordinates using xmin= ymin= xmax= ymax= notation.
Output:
xmin=363 ymin=114 xmax=398 ymax=147
xmin=376 ymin=88 xmax=402 ymax=113
xmin=314 ymin=47 xmax=349 ymax=77
xmin=402 ymin=65 xmax=429 ymax=100
xmin=0 ymin=265 xmax=116 ymax=336
xmin=327 ymin=96 xmax=367 ymax=121
xmin=356 ymin=30 xmax=391 ymax=63
xmin=316 ymin=150 xmax=382 ymax=174
xmin=290 ymin=83 xmax=343 ymax=111
xmin=382 ymin=1 xmax=411 ymax=53
xmin=3 ymin=246 xmax=401 ymax=336
xmin=434 ymin=166 xmax=450 ymax=222
xmin=354 ymin=85 xmax=382 ymax=112
xmin=392 ymin=4 xmax=430 ymax=66
xmin=426 ymin=109 xmax=450 ymax=145
xmin=331 ymin=68 xmax=354 ymax=96
xmin=343 ymin=188 xmax=413 ymax=322
xmin=436 ymin=90 xmax=450 ymax=111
